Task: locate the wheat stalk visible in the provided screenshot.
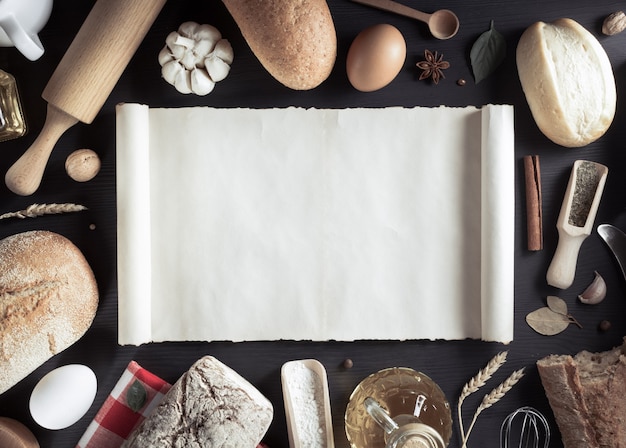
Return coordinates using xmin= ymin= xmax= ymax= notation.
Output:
xmin=0 ymin=203 xmax=87 ymax=220
xmin=457 ymin=351 xmax=508 ymax=442
xmin=461 ymin=367 xmax=525 ymax=448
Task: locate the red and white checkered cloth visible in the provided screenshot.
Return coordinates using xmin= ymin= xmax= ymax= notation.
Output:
xmin=76 ymin=361 xmax=171 ymax=448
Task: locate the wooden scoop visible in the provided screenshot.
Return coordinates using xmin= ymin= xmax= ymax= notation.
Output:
xmin=546 ymin=160 xmax=608 ymax=289
xmin=5 ymin=0 xmax=167 ymax=196
xmin=281 ymin=359 xmax=334 ymax=448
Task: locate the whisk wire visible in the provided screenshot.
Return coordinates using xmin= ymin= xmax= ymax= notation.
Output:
xmin=500 ymin=406 xmax=550 ymax=448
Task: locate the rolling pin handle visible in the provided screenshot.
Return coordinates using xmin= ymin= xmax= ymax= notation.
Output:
xmin=5 ymin=104 xmax=78 ymax=196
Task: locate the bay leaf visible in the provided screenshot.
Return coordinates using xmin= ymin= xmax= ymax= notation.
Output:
xmin=470 ymin=20 xmax=506 ymax=84
xmin=546 ymin=295 xmax=568 ymax=315
xmin=127 ymin=379 xmax=147 ymax=413
xmin=526 ymin=307 xmax=570 ymax=336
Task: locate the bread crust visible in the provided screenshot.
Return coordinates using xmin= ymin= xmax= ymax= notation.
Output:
xmin=537 ymin=339 xmax=626 ymax=448
xmin=222 ymin=0 xmax=337 ymax=90
xmin=0 ymin=231 xmax=98 ymax=394
xmin=516 ymin=18 xmax=616 ymax=147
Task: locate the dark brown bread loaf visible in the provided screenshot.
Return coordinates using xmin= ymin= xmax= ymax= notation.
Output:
xmin=0 ymin=231 xmax=98 ymax=394
xmin=123 ymin=356 xmax=273 ymax=447
xmin=537 ymin=338 xmax=626 ymax=447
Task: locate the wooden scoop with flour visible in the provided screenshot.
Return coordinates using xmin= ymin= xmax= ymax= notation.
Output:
xmin=5 ymin=0 xmax=167 ymax=196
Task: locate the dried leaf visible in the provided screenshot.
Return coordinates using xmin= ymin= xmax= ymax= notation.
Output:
xmin=526 ymin=307 xmax=570 ymax=335
xmin=126 ymin=380 xmax=147 ymax=412
xmin=470 ymin=20 xmax=506 ymax=83
xmin=546 ymin=295 xmax=568 ymax=315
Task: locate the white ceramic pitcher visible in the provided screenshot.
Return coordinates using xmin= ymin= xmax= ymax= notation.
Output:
xmin=0 ymin=0 xmax=53 ymax=60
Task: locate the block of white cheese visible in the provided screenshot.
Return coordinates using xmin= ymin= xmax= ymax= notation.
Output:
xmin=516 ymin=18 xmax=616 ymax=148
xmin=122 ymin=356 xmax=273 ymax=447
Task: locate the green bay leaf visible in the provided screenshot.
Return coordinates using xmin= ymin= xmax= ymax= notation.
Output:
xmin=470 ymin=20 xmax=506 ymax=84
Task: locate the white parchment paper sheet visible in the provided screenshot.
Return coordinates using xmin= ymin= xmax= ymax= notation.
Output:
xmin=116 ymin=105 xmax=514 ymax=345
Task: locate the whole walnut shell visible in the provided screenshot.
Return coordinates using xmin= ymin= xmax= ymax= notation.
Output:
xmin=602 ymin=11 xmax=626 ymax=35
xmin=65 ymin=149 xmax=101 ymax=182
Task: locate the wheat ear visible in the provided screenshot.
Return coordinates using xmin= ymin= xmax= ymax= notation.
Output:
xmin=0 ymin=203 xmax=87 ymax=220
xmin=457 ymin=351 xmax=508 ymax=442
xmin=461 ymin=367 xmax=525 ymax=448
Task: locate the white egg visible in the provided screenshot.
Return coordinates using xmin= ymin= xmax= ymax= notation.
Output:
xmin=29 ymin=364 xmax=97 ymax=430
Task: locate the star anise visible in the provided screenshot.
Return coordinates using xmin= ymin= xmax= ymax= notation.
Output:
xmin=416 ymin=50 xmax=450 ymax=84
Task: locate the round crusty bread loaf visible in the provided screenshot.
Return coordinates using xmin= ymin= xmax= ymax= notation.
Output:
xmin=0 ymin=231 xmax=98 ymax=395
xmin=222 ymin=0 xmax=337 ymax=90
xmin=516 ymin=18 xmax=616 ymax=148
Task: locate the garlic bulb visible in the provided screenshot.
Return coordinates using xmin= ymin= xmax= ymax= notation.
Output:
xmin=158 ymin=22 xmax=234 ymax=95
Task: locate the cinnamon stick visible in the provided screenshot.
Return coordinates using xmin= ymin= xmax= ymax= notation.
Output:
xmin=524 ymin=155 xmax=543 ymax=251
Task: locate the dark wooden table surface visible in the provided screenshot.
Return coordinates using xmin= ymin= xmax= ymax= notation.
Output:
xmin=1 ymin=1 xmax=626 ymax=447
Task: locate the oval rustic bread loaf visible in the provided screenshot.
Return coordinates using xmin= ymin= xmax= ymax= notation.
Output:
xmin=516 ymin=18 xmax=616 ymax=147
xmin=0 ymin=231 xmax=98 ymax=394
xmin=222 ymin=0 xmax=337 ymax=90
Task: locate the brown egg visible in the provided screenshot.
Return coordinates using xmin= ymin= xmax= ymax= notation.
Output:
xmin=346 ymin=24 xmax=406 ymax=92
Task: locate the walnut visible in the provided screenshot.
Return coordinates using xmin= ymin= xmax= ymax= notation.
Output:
xmin=602 ymin=11 xmax=626 ymax=36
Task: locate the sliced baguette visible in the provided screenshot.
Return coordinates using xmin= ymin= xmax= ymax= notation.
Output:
xmin=537 ymin=338 xmax=626 ymax=447
xmin=516 ymin=18 xmax=616 ymax=147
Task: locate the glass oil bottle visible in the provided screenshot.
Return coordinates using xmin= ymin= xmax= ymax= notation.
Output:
xmin=0 ymin=69 xmax=26 ymax=142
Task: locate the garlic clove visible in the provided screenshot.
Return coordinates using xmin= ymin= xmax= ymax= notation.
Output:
xmin=161 ymin=60 xmax=184 ymax=85
xmin=578 ymin=271 xmax=607 ymax=304
xmin=165 ymin=32 xmax=186 ymax=60
xmin=158 ymin=46 xmax=174 ymax=66
xmin=212 ymin=39 xmax=234 ymax=64
xmin=174 ymin=70 xmax=193 ymax=94
xmin=162 ymin=61 xmax=192 ymax=94
xmin=205 ymin=55 xmax=231 ymax=82
xmin=190 ymin=68 xmax=215 ymax=95
xmin=193 ymin=39 xmax=215 ymax=64
xmin=178 ymin=21 xmax=201 ymax=38
xmin=173 ymin=34 xmax=196 ymax=50
xmin=165 ymin=31 xmax=179 ymax=47
xmin=194 ymin=23 xmax=222 ymax=46
xmin=180 ymin=50 xmax=197 ymax=71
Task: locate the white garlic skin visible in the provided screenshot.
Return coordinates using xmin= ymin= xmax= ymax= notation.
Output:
xmin=158 ymin=22 xmax=233 ymax=96
xmin=578 ymin=271 xmax=607 ymax=304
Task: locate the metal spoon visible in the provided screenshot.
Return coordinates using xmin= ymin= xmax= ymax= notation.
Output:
xmin=350 ymin=0 xmax=459 ymax=39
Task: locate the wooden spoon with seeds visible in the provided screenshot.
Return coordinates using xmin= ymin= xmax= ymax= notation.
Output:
xmin=547 ymin=160 xmax=608 ymax=289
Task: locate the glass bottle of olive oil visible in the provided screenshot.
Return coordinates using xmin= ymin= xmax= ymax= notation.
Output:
xmin=0 ymin=69 xmax=26 ymax=142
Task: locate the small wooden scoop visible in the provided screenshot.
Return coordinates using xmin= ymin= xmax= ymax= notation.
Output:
xmin=547 ymin=160 xmax=608 ymax=289
xmin=350 ymin=0 xmax=459 ymax=39
xmin=5 ymin=0 xmax=166 ymax=196
xmin=281 ymin=359 xmax=334 ymax=448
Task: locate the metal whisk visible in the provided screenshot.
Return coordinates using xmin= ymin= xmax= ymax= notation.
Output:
xmin=499 ymin=407 xmax=550 ymax=448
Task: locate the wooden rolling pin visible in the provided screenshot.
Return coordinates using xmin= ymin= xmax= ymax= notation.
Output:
xmin=5 ymin=0 xmax=167 ymax=196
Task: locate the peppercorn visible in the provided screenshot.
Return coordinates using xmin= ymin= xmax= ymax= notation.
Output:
xmin=343 ymin=358 xmax=354 ymax=369
xmin=598 ymin=320 xmax=611 ymax=332
xmin=457 ymin=78 xmax=466 ymax=86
